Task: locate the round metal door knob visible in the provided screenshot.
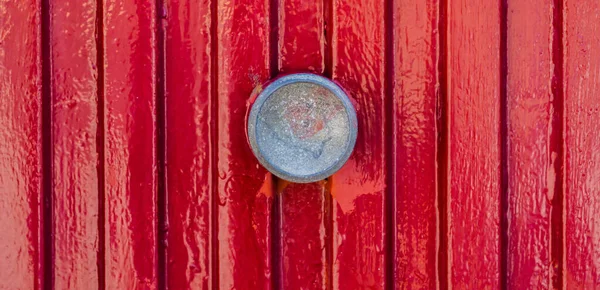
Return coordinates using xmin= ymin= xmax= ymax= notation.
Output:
xmin=248 ymin=73 xmax=358 ymax=183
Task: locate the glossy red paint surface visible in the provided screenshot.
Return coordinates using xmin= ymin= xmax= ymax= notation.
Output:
xmin=278 ymin=0 xmax=324 ymax=74
xmin=164 ymin=0 xmax=212 ymax=289
xmin=445 ymin=0 xmax=501 ymax=288
xmin=103 ymin=0 xmax=157 ymax=288
xmin=280 ymin=181 xmax=329 ymax=289
xmin=5 ymin=0 xmax=600 ymax=289
xmin=216 ymin=0 xmax=273 ymax=288
xmin=564 ymin=0 xmax=600 ymax=288
xmin=506 ymin=0 xmax=562 ymax=288
xmin=50 ymin=0 xmax=100 ymax=288
xmin=331 ymin=0 xmax=386 ymax=288
xmin=392 ymin=0 xmax=439 ymax=288
xmin=277 ymin=0 xmax=330 ymax=289
xmin=0 ymin=1 xmax=43 ymax=289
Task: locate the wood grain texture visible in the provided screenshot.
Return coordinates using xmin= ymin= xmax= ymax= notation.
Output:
xmin=331 ymin=0 xmax=386 ymax=288
xmin=216 ymin=0 xmax=274 ymax=288
xmin=445 ymin=0 xmax=502 ymax=288
xmin=50 ymin=0 xmax=100 ymax=288
xmin=6 ymin=0 xmax=600 ymax=288
xmin=277 ymin=0 xmax=330 ymax=289
xmin=564 ymin=0 xmax=600 ymax=288
xmin=280 ymin=181 xmax=329 ymax=290
xmin=0 ymin=1 xmax=43 ymax=289
xmin=506 ymin=0 xmax=562 ymax=288
xmin=278 ymin=0 xmax=324 ymax=74
xmin=392 ymin=0 xmax=439 ymax=288
xmin=164 ymin=0 xmax=213 ymax=288
xmin=103 ymin=0 xmax=157 ymax=288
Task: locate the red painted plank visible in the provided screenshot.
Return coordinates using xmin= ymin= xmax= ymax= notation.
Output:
xmin=278 ymin=0 xmax=324 ymax=74
xmin=277 ymin=0 xmax=330 ymax=289
xmin=392 ymin=0 xmax=439 ymax=288
xmin=280 ymin=181 xmax=329 ymax=289
xmin=50 ymin=0 xmax=100 ymax=288
xmin=0 ymin=1 xmax=43 ymax=289
xmin=103 ymin=0 xmax=157 ymax=288
xmin=331 ymin=0 xmax=386 ymax=288
xmin=217 ymin=0 xmax=273 ymax=288
xmin=506 ymin=0 xmax=561 ymax=288
xmin=564 ymin=0 xmax=600 ymax=288
xmin=164 ymin=0 xmax=213 ymax=288
xmin=445 ymin=0 xmax=501 ymax=288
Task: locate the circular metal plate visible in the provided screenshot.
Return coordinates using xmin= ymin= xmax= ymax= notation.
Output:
xmin=248 ymin=73 xmax=357 ymax=183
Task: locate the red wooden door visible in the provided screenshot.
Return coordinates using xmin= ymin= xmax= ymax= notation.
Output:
xmin=1 ymin=0 xmax=600 ymax=289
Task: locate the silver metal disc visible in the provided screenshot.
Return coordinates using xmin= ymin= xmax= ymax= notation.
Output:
xmin=248 ymin=73 xmax=358 ymax=183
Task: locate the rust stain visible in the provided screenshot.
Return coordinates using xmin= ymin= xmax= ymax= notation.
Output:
xmin=257 ymin=173 xmax=274 ymax=198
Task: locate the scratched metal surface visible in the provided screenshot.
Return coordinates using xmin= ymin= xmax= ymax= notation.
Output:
xmin=249 ymin=78 xmax=356 ymax=183
xmin=2 ymin=0 xmax=600 ymax=289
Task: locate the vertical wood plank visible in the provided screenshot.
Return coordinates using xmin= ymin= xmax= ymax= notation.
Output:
xmin=331 ymin=0 xmax=386 ymax=288
xmin=278 ymin=0 xmax=324 ymax=74
xmin=445 ymin=0 xmax=502 ymax=288
xmin=0 ymin=1 xmax=43 ymax=289
xmin=277 ymin=0 xmax=330 ymax=289
xmin=564 ymin=0 xmax=600 ymax=287
xmin=217 ymin=0 xmax=273 ymax=288
xmin=392 ymin=0 xmax=439 ymax=288
xmin=164 ymin=0 xmax=213 ymax=288
xmin=506 ymin=0 xmax=561 ymax=288
xmin=280 ymin=182 xmax=329 ymax=289
xmin=103 ymin=0 xmax=157 ymax=288
xmin=50 ymin=0 xmax=100 ymax=288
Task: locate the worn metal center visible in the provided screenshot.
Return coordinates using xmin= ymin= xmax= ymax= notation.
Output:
xmin=248 ymin=73 xmax=357 ymax=183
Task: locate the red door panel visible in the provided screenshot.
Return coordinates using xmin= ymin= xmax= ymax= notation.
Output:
xmin=392 ymin=0 xmax=439 ymax=288
xmin=164 ymin=0 xmax=213 ymax=288
xmin=445 ymin=0 xmax=502 ymax=288
xmin=0 ymin=1 xmax=43 ymax=289
xmin=331 ymin=0 xmax=386 ymax=288
xmin=3 ymin=0 xmax=600 ymax=289
xmin=216 ymin=0 xmax=273 ymax=288
xmin=103 ymin=0 xmax=158 ymax=288
xmin=506 ymin=0 xmax=561 ymax=288
xmin=564 ymin=0 xmax=600 ymax=287
xmin=277 ymin=0 xmax=330 ymax=289
xmin=50 ymin=0 xmax=101 ymax=288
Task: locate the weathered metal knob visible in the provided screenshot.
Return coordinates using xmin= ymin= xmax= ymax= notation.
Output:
xmin=248 ymin=73 xmax=358 ymax=183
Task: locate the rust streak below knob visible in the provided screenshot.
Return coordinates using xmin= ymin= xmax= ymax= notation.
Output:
xmin=247 ymin=73 xmax=358 ymax=183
